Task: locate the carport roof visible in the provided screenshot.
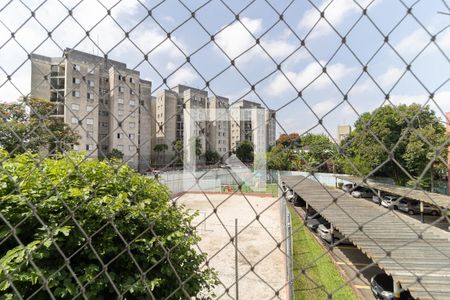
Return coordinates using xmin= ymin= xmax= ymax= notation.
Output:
xmin=283 ymin=175 xmax=450 ymax=300
xmin=335 ymin=175 xmax=450 ymax=209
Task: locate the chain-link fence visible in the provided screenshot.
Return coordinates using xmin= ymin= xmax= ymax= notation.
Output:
xmin=0 ymin=0 xmax=450 ymax=299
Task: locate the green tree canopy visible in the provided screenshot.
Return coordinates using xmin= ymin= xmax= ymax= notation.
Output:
xmin=341 ymin=104 xmax=448 ymax=186
xmin=236 ymin=140 xmax=254 ymax=163
xmin=106 ymin=148 xmax=124 ymax=160
xmin=0 ymin=98 xmax=79 ymax=155
xmin=0 ymin=151 xmax=217 ymax=298
xmin=204 ymin=150 xmax=221 ymax=165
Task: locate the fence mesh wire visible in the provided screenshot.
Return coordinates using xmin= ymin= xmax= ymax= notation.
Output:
xmin=0 ymin=0 xmax=450 ymax=299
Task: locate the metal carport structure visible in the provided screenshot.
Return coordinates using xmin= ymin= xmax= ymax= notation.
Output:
xmin=282 ymin=175 xmax=450 ymax=300
xmin=335 ymin=175 xmax=450 ymax=209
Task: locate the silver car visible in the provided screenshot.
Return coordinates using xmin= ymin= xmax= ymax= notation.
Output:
xmin=398 ymin=200 xmax=440 ymax=216
xmin=351 ymin=187 xmax=374 ymax=198
xmin=380 ymin=195 xmax=399 ymax=209
xmin=317 ymin=224 xmax=352 ymax=245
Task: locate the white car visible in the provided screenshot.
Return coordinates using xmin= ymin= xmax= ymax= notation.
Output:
xmin=381 ymin=195 xmax=398 ymax=209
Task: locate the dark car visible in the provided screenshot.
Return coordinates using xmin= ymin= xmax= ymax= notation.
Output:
xmin=370 ymin=273 xmax=413 ymax=299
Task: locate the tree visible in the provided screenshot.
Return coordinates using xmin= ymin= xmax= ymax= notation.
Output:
xmin=299 ymin=133 xmax=337 ymax=173
xmin=172 ymin=139 xmax=184 ymax=164
xmin=204 ymin=150 xmax=220 ymax=165
xmin=0 ymin=98 xmax=79 ymax=155
xmin=0 ymin=151 xmax=217 ymax=298
xmin=342 ymin=104 xmax=448 ymax=187
xmin=276 ymin=132 xmax=301 ymax=147
xmin=236 ymin=140 xmax=254 ymax=163
xmin=266 ymin=144 xmax=297 ymax=170
xmin=106 ymin=148 xmax=124 ymax=160
xmin=153 ymin=143 xmax=168 ymax=163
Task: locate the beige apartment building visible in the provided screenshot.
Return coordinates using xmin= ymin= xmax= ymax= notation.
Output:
xmin=152 ymin=85 xmax=230 ymax=165
xmin=337 ymin=125 xmax=352 ymax=143
xmin=230 ymin=100 xmax=277 ymax=151
xmin=30 ymin=49 xmax=152 ymax=171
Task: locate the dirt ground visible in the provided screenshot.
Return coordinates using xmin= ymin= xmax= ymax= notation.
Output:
xmin=176 ymin=193 xmax=287 ymax=300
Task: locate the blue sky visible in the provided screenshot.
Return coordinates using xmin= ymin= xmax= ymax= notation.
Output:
xmin=0 ymin=0 xmax=449 ymax=142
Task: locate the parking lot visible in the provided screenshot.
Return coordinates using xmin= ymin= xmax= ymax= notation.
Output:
xmin=284 ymin=175 xmax=450 ymax=300
xmin=292 ymin=204 xmax=381 ymax=300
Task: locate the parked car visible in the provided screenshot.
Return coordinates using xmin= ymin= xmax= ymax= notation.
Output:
xmin=305 ymin=214 xmax=327 ymax=231
xmin=317 ymin=224 xmax=352 ymax=245
xmin=351 ymin=187 xmax=374 ymax=198
xmin=398 ymin=199 xmax=440 ymax=216
xmin=342 ymin=183 xmax=355 ymax=193
xmin=370 ymin=273 xmax=413 ymax=299
xmin=372 ymin=195 xmax=381 ymax=204
xmin=380 ymin=195 xmax=399 ymax=209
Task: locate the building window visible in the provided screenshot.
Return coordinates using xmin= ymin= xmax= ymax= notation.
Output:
xmin=86 ymin=118 xmax=94 ymax=125
xmin=117 ymin=145 xmax=124 ymax=151
xmin=129 ymin=122 xmax=135 ymax=129
xmin=101 ymin=122 xmax=108 ymax=127
xmin=118 ymin=86 xmax=124 ymax=93
xmin=118 ymin=98 xmax=124 ymax=104
xmin=86 ymin=144 xmax=94 ymax=151
xmin=88 ymin=80 xmax=94 ymax=87
xmin=72 ymin=91 xmax=80 ymax=97
xmin=87 ymin=92 xmax=94 ymax=100
xmin=71 ymin=117 xmax=78 ymax=124
xmin=72 ymin=77 xmax=80 ymax=84
xmin=87 ymin=131 xmax=94 ymax=138
xmin=86 ymin=105 xmax=94 ymax=112
xmin=118 ymin=75 xmax=122 ymax=81
xmin=73 ymin=144 xmax=80 ymax=151
xmin=71 ymin=104 xmax=79 ymax=111
xmin=88 ymin=68 xmax=95 ymax=75
xmin=129 ymin=145 xmax=136 ymax=152
xmin=117 ymin=133 xmax=122 ymax=139
xmin=118 ymin=110 xmax=124 ymax=116
xmin=73 ymin=64 xmax=80 ymax=71
xmin=129 ymin=133 xmax=135 ymax=140
xmin=130 ymin=100 xmax=135 ymax=106
xmin=130 ymin=112 xmax=136 ymax=118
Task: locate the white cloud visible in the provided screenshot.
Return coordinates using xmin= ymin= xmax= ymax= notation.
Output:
xmin=215 ymin=17 xmax=298 ymax=62
xmin=390 ymin=91 xmax=450 ymax=114
xmin=312 ymin=100 xmax=337 ymax=117
xmin=166 ymin=62 xmax=198 ymax=87
xmin=377 ymin=67 xmax=404 ymax=89
xmin=298 ymin=0 xmax=382 ymax=39
xmin=394 ymin=27 xmax=450 ymax=59
xmin=215 ymin=17 xmax=263 ymax=60
xmin=267 ymin=61 xmax=356 ymax=96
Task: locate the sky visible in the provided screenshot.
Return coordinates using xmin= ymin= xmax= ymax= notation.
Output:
xmin=0 ymin=0 xmax=449 ymax=142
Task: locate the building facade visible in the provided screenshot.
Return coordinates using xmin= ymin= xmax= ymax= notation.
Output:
xmin=337 ymin=125 xmax=352 ymax=144
xmin=30 ymin=49 xmax=152 ymax=171
xmin=230 ymin=100 xmax=277 ymax=151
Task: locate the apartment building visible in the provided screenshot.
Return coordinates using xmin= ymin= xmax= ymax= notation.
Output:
xmin=207 ymin=95 xmax=230 ymax=157
xmin=337 ymin=125 xmax=352 ymax=144
xmin=230 ymin=100 xmax=277 ymax=151
xmin=30 ymin=49 xmax=152 ymax=171
xmin=152 ymin=85 xmax=223 ymax=165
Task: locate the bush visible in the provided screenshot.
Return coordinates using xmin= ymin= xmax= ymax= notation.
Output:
xmin=0 ymin=151 xmax=216 ymax=299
